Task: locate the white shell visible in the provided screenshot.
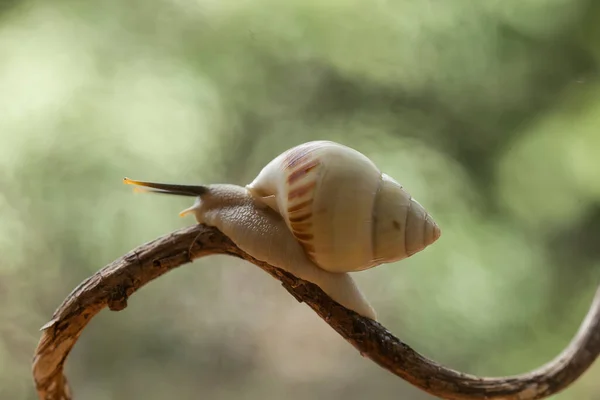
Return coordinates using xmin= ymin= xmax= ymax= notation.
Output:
xmin=246 ymin=141 xmax=440 ymax=273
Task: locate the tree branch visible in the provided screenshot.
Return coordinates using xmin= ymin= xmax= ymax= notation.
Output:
xmin=32 ymin=224 xmax=600 ymax=400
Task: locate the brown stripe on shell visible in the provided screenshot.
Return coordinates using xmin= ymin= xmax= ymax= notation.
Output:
xmin=288 ymin=181 xmax=316 ymax=200
xmin=287 ymin=159 xmax=320 ymax=185
xmin=281 ymin=142 xmax=321 ymax=169
xmin=291 ymin=222 xmax=312 ymax=232
xmin=287 ymin=199 xmax=314 ymax=213
xmin=281 ymin=143 xmax=325 ymax=263
xmin=293 ymin=232 xmax=314 ymax=241
xmin=289 ymin=213 xmax=312 ymax=223
xmin=299 ymin=241 xmax=315 ymax=252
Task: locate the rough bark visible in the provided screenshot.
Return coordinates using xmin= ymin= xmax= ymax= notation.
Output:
xmin=32 ymin=224 xmax=600 ymax=400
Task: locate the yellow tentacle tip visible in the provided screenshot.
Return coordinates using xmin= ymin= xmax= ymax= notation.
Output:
xmin=123 ymin=178 xmax=148 ymax=193
xmin=178 ymin=206 xmax=197 ymax=218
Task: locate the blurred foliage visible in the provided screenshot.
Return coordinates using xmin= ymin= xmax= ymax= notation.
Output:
xmin=1 ymin=0 xmax=599 ymax=399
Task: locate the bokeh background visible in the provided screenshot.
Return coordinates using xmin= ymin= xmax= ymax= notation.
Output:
xmin=1 ymin=0 xmax=600 ymax=399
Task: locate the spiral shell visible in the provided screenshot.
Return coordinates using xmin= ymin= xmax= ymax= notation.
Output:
xmin=246 ymin=141 xmax=440 ymax=273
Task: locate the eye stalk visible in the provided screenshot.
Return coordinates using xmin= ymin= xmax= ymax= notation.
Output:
xmin=123 ymin=177 xmax=208 ymax=197
xmin=124 ymin=177 xmax=207 ymax=218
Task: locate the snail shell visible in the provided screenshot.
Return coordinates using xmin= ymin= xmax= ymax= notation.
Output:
xmin=246 ymin=141 xmax=441 ymax=274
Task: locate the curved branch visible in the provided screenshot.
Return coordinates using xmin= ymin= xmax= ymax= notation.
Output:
xmin=32 ymin=224 xmax=600 ymax=400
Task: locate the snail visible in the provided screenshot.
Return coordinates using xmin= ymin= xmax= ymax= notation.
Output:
xmin=124 ymin=140 xmax=441 ymax=320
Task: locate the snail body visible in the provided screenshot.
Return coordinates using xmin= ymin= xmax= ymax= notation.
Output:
xmin=124 ymin=141 xmax=441 ymax=321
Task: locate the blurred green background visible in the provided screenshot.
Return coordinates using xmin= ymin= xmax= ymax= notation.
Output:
xmin=1 ymin=0 xmax=600 ymax=399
